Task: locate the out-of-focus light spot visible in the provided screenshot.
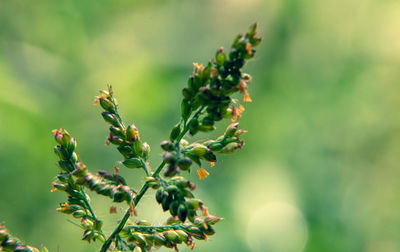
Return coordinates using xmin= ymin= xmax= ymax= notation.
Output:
xmin=246 ymin=202 xmax=308 ymax=252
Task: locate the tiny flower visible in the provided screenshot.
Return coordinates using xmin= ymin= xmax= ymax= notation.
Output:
xmin=244 ymin=91 xmax=252 ymax=103
xmin=197 ymin=168 xmax=209 ymax=179
xmin=208 ymin=161 xmax=215 ymax=167
xmin=246 ymin=43 xmax=252 ymax=55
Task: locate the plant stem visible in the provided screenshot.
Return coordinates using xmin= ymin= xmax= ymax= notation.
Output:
xmin=100 ymin=107 xmax=205 ymax=251
xmin=100 ymin=161 xmax=166 ymax=252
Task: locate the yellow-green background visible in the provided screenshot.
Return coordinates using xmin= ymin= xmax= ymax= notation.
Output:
xmin=1 ymin=0 xmax=399 ymax=251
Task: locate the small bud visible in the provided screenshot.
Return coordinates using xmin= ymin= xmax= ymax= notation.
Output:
xmin=72 ymin=210 xmax=86 ymax=218
xmin=101 ymin=112 xmax=119 ymax=127
xmin=216 ymin=48 xmax=227 ymax=66
xmin=156 ymin=188 xmax=165 ymax=204
xmin=178 ymin=204 xmax=188 ymax=222
xmin=122 ymin=158 xmax=143 ymax=168
xmin=177 ymin=157 xmax=192 ymax=171
xmin=99 ymin=98 xmax=115 ymax=112
xmin=126 ymin=124 xmax=140 ymax=142
xmin=109 ymin=126 xmax=125 ymax=138
xmin=225 ymin=123 xmax=239 ymax=137
xmin=219 ymin=142 xmax=241 ymax=153
xmin=163 ymin=230 xmax=181 ymax=244
xmin=187 ymin=198 xmax=203 ymax=210
xmin=161 ymin=140 xmax=174 ymax=151
xmin=175 ymin=230 xmax=189 ymax=243
xmin=163 ymin=152 xmax=176 ymax=164
xmin=208 ymin=142 xmax=223 ymax=151
xmin=188 ymin=143 xmax=208 ymax=157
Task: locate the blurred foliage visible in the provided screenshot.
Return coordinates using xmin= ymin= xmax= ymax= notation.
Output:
xmin=1 ymin=0 xmax=400 ymax=251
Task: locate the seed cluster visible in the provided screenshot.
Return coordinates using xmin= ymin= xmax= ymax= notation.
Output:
xmin=119 ymin=215 xmax=222 ymax=252
xmin=154 ymin=176 xmax=204 ymax=223
xmin=95 ymin=88 xmax=151 ymax=171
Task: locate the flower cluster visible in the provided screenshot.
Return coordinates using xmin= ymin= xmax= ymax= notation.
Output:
xmin=95 ymin=87 xmax=151 ymax=172
xmin=160 ymin=23 xmax=261 ymax=179
xmin=154 ymin=176 xmax=208 ymax=223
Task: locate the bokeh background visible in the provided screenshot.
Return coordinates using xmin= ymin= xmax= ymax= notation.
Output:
xmin=1 ymin=0 xmax=400 ymax=251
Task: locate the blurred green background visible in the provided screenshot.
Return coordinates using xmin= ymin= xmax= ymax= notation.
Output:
xmin=1 ymin=0 xmax=400 ymax=251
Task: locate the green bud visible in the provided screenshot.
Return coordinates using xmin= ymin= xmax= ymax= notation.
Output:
xmin=170 ymin=124 xmax=181 ymax=142
xmin=188 ymin=143 xmax=208 ymax=156
xmin=123 ymin=158 xmax=143 ymax=168
xmin=101 ymin=112 xmax=119 ymax=127
xmin=131 ymin=232 xmax=146 ymax=246
xmin=133 ymin=140 xmax=143 ymax=156
xmin=162 ymin=193 xmax=173 ymax=211
xmin=109 ymin=126 xmax=125 ymax=138
xmin=99 ymin=98 xmax=115 ymax=112
xmin=53 ymin=146 xmax=65 ymax=160
xmin=216 ymin=48 xmax=227 ymax=66
xmin=117 ymin=145 xmax=132 ymax=158
xmin=205 ymin=215 xmax=223 ymax=225
xmin=72 ymin=210 xmax=86 ymax=218
xmin=166 ymin=185 xmax=179 ymax=195
xmin=160 ymin=140 xmax=174 ymax=151
xmin=53 ymin=183 xmax=67 ymax=191
xmin=126 ymin=124 xmax=139 ymax=142
xmin=225 ymin=122 xmax=239 ymax=137
xmin=93 ymin=220 xmax=103 ymax=231
xmin=169 ymin=201 xmax=179 ymax=216
xmin=175 ymin=230 xmax=189 ymax=243
xmin=143 ymin=142 xmax=151 ymax=160
xmin=177 ymin=204 xmax=188 ymax=222
xmin=234 ymin=129 xmax=247 ymax=137
xmin=155 ymin=188 xmax=164 ymax=204
xmin=163 ymin=230 xmax=181 ymax=244
xmin=208 ymin=142 xmax=223 ymax=151
xmin=187 ymin=198 xmax=203 ymax=210
xmin=153 ymin=233 xmax=166 ymax=246
xmin=219 ymin=142 xmax=240 ymax=153
xmin=163 ymin=152 xmax=176 ymax=164
xmin=223 ymin=108 xmax=232 ymax=118
xmin=177 ymin=157 xmax=192 ymax=171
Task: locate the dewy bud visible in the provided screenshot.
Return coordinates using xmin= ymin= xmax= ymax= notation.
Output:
xmin=122 ymin=158 xmax=143 ymax=168
xmin=99 ymin=98 xmax=115 ymax=112
xmin=170 ymin=124 xmax=181 ymax=142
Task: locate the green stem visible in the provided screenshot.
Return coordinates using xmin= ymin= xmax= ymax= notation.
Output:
xmin=100 ymin=161 xmax=166 ymax=252
xmin=100 ymin=107 xmax=205 ymax=251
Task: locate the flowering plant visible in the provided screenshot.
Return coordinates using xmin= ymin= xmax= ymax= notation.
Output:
xmin=0 ymin=23 xmax=261 ymax=252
